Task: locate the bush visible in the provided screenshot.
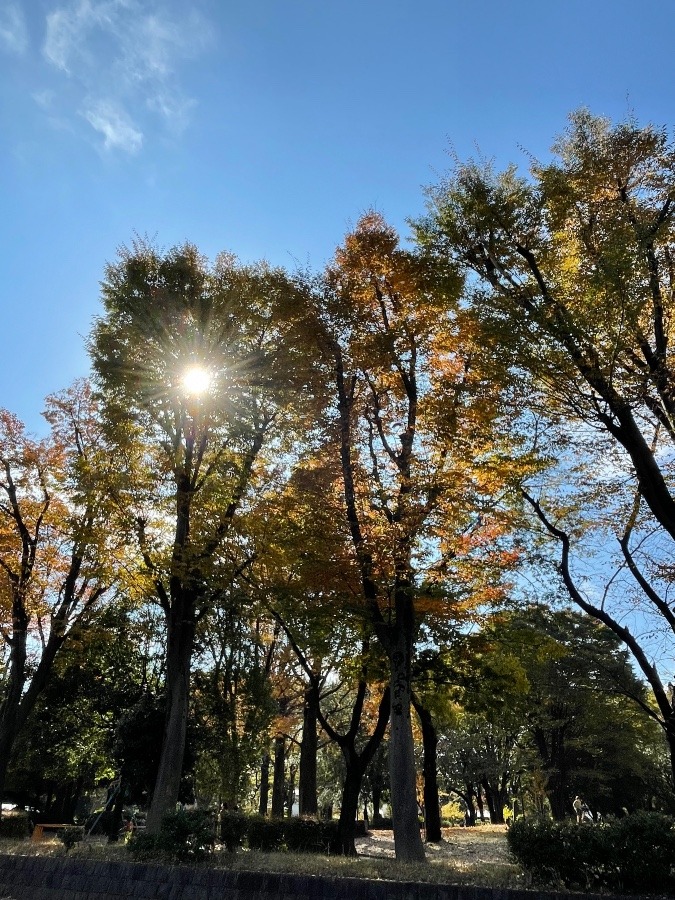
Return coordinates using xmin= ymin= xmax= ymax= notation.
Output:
xmin=507 ymin=813 xmax=675 ymax=893
xmin=57 ymin=826 xmax=84 ymax=851
xmin=284 ymin=817 xmax=342 ymax=854
xmin=129 ymin=809 xmax=216 ymax=863
xmin=219 ymin=810 xmax=248 ymax=852
xmin=0 ymin=811 xmax=31 ymax=840
xmin=246 ymin=816 xmax=285 ymax=852
xmin=611 ymin=811 xmax=675 ymax=893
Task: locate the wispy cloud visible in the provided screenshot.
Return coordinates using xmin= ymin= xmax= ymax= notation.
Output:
xmin=40 ymin=0 xmax=212 ymax=153
xmin=82 ymin=98 xmax=143 ymax=153
xmin=0 ymin=2 xmax=28 ymax=55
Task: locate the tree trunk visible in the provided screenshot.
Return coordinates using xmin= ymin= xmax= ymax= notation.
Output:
xmin=259 ymin=753 xmax=270 ymax=816
xmin=287 ymin=764 xmax=296 ymax=817
xmin=145 ymin=600 xmax=195 ymax=833
xmin=107 ymin=781 xmax=126 ymax=843
xmin=0 ymin=625 xmax=28 ymax=817
xmin=372 ymin=784 xmax=382 ymax=823
xmin=666 ymin=720 xmax=675 ymax=794
xmin=476 ymin=790 xmax=486 ymax=822
xmin=412 ymin=695 xmax=442 ymax=842
xmin=388 ymin=629 xmax=425 ymax=862
xmin=532 ymin=723 xmax=568 ymax=821
xmin=482 ymin=776 xmax=506 ymax=824
xmin=459 ymin=787 xmax=476 ymax=826
xmin=298 ymin=684 xmax=319 ymax=816
xmin=338 ymin=752 xmax=364 ymax=856
xmin=271 ymin=735 xmax=286 ymax=818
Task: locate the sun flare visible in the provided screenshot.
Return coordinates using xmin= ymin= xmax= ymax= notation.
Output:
xmin=181 ymin=366 xmax=212 ymax=396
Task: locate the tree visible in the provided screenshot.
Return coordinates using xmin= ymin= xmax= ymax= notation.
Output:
xmin=0 ymin=382 xmax=112 ymax=811
xmin=417 ymin=111 xmax=675 ymax=788
xmin=89 ymin=241 xmax=301 ymax=831
xmin=288 ymin=213 xmax=518 ymax=861
xmin=191 ymin=595 xmax=276 ymax=811
xmin=501 ymin=606 xmax=662 ymax=819
xmin=247 ymin=433 xmax=395 ymax=851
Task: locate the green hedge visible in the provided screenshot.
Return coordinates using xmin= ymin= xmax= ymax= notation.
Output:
xmin=129 ymin=809 xmax=216 ymax=863
xmin=57 ymin=826 xmax=84 ymax=851
xmin=0 ymin=812 xmax=31 ymax=840
xmin=246 ymin=816 xmax=286 ymax=852
xmin=220 ymin=812 xmax=343 ymax=855
xmin=507 ymin=812 xmax=675 ymax=893
xmin=284 ymin=817 xmax=342 ymax=853
xmin=130 ymin=810 xmax=350 ymax=860
xmin=219 ymin=811 xmax=249 ymax=852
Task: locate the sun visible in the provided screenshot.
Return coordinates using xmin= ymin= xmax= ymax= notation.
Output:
xmin=181 ymin=366 xmax=212 ymax=396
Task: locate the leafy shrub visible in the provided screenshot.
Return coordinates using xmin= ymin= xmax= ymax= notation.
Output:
xmin=219 ymin=810 xmax=248 ymax=852
xmin=246 ymin=816 xmax=285 ymax=852
xmin=284 ymin=817 xmax=342 ymax=854
xmin=0 ymin=811 xmax=31 ymax=839
xmin=129 ymin=809 xmax=216 ymax=863
xmin=128 ymin=830 xmax=161 ymax=861
xmin=57 ymin=826 xmax=84 ymax=851
xmin=610 ymin=811 xmax=675 ymax=893
xmin=508 ymin=813 xmax=675 ymax=893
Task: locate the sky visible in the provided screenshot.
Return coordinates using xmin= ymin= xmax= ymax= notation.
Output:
xmin=1 ymin=0 xmax=674 ymax=434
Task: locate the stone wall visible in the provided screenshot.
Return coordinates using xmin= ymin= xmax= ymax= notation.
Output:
xmin=0 ymin=853 xmax=635 ymax=900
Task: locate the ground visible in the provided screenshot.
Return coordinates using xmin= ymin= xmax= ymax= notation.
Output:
xmin=0 ymin=823 xmax=521 ymax=890
xmin=356 ymin=826 xmax=511 ymax=865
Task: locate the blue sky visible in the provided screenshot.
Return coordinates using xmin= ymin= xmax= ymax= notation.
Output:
xmin=1 ymin=0 xmax=674 ymax=433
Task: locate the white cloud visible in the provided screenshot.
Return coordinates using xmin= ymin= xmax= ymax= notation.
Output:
xmin=82 ymin=98 xmax=143 ymax=153
xmin=41 ymin=0 xmax=212 ymax=152
xmin=0 ymin=2 xmax=28 ymax=55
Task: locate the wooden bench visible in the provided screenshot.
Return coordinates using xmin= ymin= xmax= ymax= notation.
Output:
xmin=32 ymin=823 xmax=74 ymax=842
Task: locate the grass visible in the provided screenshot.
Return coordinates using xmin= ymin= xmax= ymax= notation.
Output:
xmin=0 ymin=827 xmax=526 ymax=891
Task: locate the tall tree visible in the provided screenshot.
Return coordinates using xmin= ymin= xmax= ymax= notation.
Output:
xmin=89 ymin=241 xmax=300 ymax=831
xmin=0 ymin=383 xmax=111 ymax=811
xmin=417 ymin=111 xmax=675 ymax=787
xmin=283 ymin=213 xmax=516 ymax=860
xmin=250 ymin=440 xmax=391 ymax=851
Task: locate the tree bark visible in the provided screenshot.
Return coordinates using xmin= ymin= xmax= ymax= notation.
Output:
xmin=388 ymin=627 xmax=425 ymax=861
xmin=145 ymin=598 xmax=195 ymax=833
xmin=338 ymin=753 xmax=364 ymax=856
xmin=412 ymin=695 xmax=442 ymax=842
xmin=372 ymin=784 xmax=382 ymax=823
xmin=259 ymin=753 xmax=270 ymax=816
xmin=298 ymin=683 xmax=319 ymax=816
xmin=271 ymin=735 xmax=286 ymax=818
xmin=0 ymin=624 xmax=28 ymax=814
xmin=532 ymin=723 xmax=568 ymax=821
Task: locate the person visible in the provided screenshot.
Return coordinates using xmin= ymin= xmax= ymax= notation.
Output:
xmin=573 ymin=795 xmax=583 ymax=824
